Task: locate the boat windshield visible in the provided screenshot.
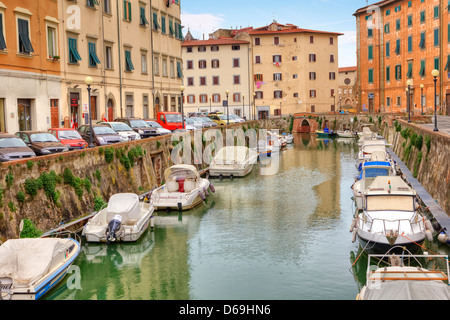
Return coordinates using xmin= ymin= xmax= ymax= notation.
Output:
xmin=364 ymin=168 xmax=390 ymax=178
xmin=366 ymin=195 xmax=414 ymax=212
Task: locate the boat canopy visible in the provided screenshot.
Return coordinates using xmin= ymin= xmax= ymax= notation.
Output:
xmin=362 ymin=280 xmax=450 ymax=300
xmin=0 ymin=238 xmax=74 ymax=288
xmin=213 ymin=146 xmax=250 ymax=164
xmin=106 ymin=193 xmax=142 ymax=223
xmin=164 ymin=164 xmax=200 ymax=181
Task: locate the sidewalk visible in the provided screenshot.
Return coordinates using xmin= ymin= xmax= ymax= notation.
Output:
xmin=418 ymin=115 xmax=450 ymax=136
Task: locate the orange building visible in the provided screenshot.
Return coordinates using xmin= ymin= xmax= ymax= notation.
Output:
xmin=355 ymin=0 xmax=450 ymax=116
xmin=0 ymin=0 xmax=61 ymax=133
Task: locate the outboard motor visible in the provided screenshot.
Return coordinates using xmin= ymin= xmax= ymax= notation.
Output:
xmin=106 ymin=214 xmax=122 ymax=244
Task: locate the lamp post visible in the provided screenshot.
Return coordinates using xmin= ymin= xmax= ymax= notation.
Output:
xmin=242 ymin=94 xmax=245 ymax=120
xmin=406 ymin=79 xmax=412 ymax=123
xmin=431 ymin=69 xmax=439 ymax=132
xmin=253 ymin=92 xmax=256 ymax=120
xmin=420 ymin=84 xmax=424 ymax=116
xmin=180 ymin=85 xmax=185 ymax=130
xmin=84 ymin=76 xmax=94 ymax=148
xmin=225 ymin=90 xmax=230 ymax=125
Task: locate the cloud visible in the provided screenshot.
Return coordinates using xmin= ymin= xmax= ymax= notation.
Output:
xmin=181 ymin=12 xmax=225 ymax=39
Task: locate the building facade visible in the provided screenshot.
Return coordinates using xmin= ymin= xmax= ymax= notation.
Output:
xmin=338 ymin=66 xmax=358 ymax=111
xmin=355 ymin=0 xmax=450 ymax=115
xmin=0 ymin=0 xmax=61 ymax=133
xmin=181 ymin=38 xmax=252 ymax=118
xmin=58 ymin=0 xmax=184 ymax=129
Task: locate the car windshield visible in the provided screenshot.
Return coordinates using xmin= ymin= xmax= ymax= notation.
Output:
xmin=146 ymin=121 xmax=163 ymax=128
xmin=166 ymin=114 xmax=183 ymax=123
xmin=129 ymin=119 xmax=150 ymax=128
xmin=57 ymin=130 xmax=82 ymax=140
xmin=93 ymin=126 xmax=117 ymax=135
xmin=30 ymin=133 xmax=59 ymax=143
xmin=218 ymin=115 xmax=231 ymax=120
xmin=185 ymin=118 xmax=195 ymax=124
xmin=0 ymin=137 xmax=27 ymax=148
xmin=110 ymin=122 xmax=133 ymax=132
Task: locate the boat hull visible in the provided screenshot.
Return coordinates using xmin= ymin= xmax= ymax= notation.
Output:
xmin=356 ymin=230 xmax=425 ymax=254
xmin=209 ymin=164 xmax=254 ymax=178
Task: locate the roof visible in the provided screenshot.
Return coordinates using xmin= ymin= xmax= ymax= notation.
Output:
xmin=182 ymin=38 xmax=249 ymax=47
xmin=366 ymin=176 xmax=416 ymax=196
xmin=339 ymin=66 xmax=357 ymax=73
xmin=249 ymin=22 xmax=343 ymax=36
xmin=354 ymin=0 xmax=398 ymax=16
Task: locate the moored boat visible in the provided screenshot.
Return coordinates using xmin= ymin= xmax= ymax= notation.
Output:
xmin=337 ymin=130 xmax=356 ymax=138
xmin=82 ymin=193 xmax=154 ymax=243
xmin=0 ymin=238 xmax=80 ymax=300
xmin=209 ymin=146 xmax=258 ymax=178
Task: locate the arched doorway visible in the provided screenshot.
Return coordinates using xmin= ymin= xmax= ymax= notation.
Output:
xmin=155 ymin=97 xmax=160 ymax=114
xmin=300 ymin=119 xmax=310 ymax=133
xmin=107 ymin=98 xmax=114 ymax=122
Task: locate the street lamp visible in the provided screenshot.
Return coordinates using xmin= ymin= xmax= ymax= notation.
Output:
xmin=431 ymin=69 xmax=439 ymax=132
xmin=84 ymin=76 xmax=94 ymax=148
xmin=225 ymin=90 xmax=230 ymax=125
xmin=420 ymin=84 xmax=424 ymax=115
xmin=242 ymin=94 xmax=245 ymax=120
xmin=180 ymin=85 xmax=185 ymax=130
xmin=406 ymin=79 xmax=412 ymax=123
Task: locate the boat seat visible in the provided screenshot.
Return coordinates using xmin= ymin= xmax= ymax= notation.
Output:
xmin=184 ymin=179 xmax=196 ymax=193
xmin=167 ymin=181 xmax=179 ymax=193
xmin=176 ymin=177 xmax=186 ymax=193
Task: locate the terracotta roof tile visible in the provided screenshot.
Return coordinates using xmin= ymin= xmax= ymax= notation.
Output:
xmin=182 ymin=38 xmax=250 ymax=47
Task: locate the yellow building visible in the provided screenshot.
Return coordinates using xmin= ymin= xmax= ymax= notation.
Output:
xmin=182 ymin=37 xmax=252 ymax=118
xmin=58 ymin=0 xmax=183 ymax=128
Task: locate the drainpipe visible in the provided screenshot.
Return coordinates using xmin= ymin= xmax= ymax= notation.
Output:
xmin=116 ymin=0 xmax=123 ymax=117
xmin=150 ymin=0 xmax=156 ymax=116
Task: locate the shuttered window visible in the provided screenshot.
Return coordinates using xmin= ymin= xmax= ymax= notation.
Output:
xmin=88 ymin=42 xmax=101 ymax=67
xmin=68 ymin=38 xmax=82 ymax=63
xmin=0 ymin=14 xmax=6 ymax=50
xmin=125 ymin=49 xmax=134 ymax=71
xmin=18 ymin=18 xmax=34 ymax=54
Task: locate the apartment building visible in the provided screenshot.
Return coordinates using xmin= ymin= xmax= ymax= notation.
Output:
xmin=181 ymin=38 xmax=252 ymax=118
xmin=0 ymin=0 xmax=61 ymax=133
xmin=58 ymin=0 xmax=183 ymax=129
xmin=355 ymin=0 xmax=450 ymax=115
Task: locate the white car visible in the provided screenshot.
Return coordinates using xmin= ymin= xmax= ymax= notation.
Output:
xmin=145 ymin=120 xmax=172 ymax=135
xmin=99 ymin=121 xmax=141 ymax=141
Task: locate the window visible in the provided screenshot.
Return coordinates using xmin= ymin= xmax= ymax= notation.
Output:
xmin=419 ymin=59 xmax=426 ymax=76
xmin=408 ymin=35 xmax=412 ymax=52
xmin=395 ymin=39 xmax=401 ymax=55
xmin=407 ymin=15 xmax=412 ymax=27
xmin=434 ymin=6 xmax=439 ymax=19
xmin=420 ymin=10 xmax=426 ymax=23
xmin=233 ymin=75 xmax=240 ymax=85
xmin=434 ymin=57 xmax=440 ymax=71
xmin=329 ymin=72 xmax=336 ymax=80
xmin=330 ymin=37 xmax=334 ymax=45
xmin=199 ymin=77 xmax=206 ymax=86
xmin=211 ymin=59 xmax=219 ymax=68
xmin=274 ymin=37 xmax=279 ymax=45
xmin=103 ymin=0 xmax=111 ymax=14
xmin=212 ymin=94 xmax=221 ymax=103
xmin=419 ymin=31 xmax=426 ymax=49
xmin=273 ymin=73 xmax=282 ymax=81
xmin=123 ymin=0 xmax=132 ymax=22
xmin=395 ymin=64 xmax=402 ymax=80
xmin=273 ymin=55 xmax=282 ymax=63
xmin=152 ymin=12 xmax=161 ymax=30
xmin=309 ymin=72 xmax=316 ymax=80
xmin=47 ymin=26 xmax=57 ymax=59
xmin=274 ymin=90 xmax=282 ymax=99
xmin=231 ymin=45 xmax=240 ymax=51
xmin=162 ymin=58 xmax=168 ymax=76
xmin=125 ymin=94 xmax=134 ymax=117
xmin=233 ymin=93 xmax=241 ymax=102
xmin=0 ymin=13 xmax=5 ymax=50
xmin=330 ymin=55 xmax=335 ymax=63
xmin=105 ymin=45 xmax=113 ymax=69
xmin=386 ymin=42 xmax=390 ymax=57
xmin=310 ymin=36 xmax=314 ymax=44
xmin=255 ymin=91 xmax=263 ymax=99
xmin=68 ymin=37 xmax=81 ymax=63
xmin=233 ymin=58 xmax=240 ymax=68
xmin=386 ymin=66 xmax=390 ymax=81
xmin=407 ymin=62 xmax=413 ymax=78
xmin=18 ymin=18 xmax=34 ymax=54
xmin=396 ymin=19 xmax=401 ymax=31
xmin=309 ymin=54 xmax=316 ymax=62
xmin=368 ymin=69 xmax=374 ymax=83
xmin=368 ymin=28 xmax=373 ymax=37
xmin=170 ymin=59 xmax=175 ymax=77
xmin=140 ymin=7 xmax=149 ymax=26
xmin=200 ymin=94 xmax=208 ymax=103
xmin=386 ymin=97 xmax=391 ymax=107
xmin=125 ymin=49 xmax=134 ymax=71
xmin=254 ymin=74 xmax=263 ymax=81
xmin=255 ymin=38 xmax=260 ymax=46
xmin=198 ymin=60 xmax=207 ymax=69
xmin=153 ymin=56 xmax=159 ymax=75
xmin=88 ymin=42 xmax=101 ymax=67
xmin=187 ymin=95 xmax=195 ymax=103
xmin=186 ymin=47 xmax=193 ymax=53
xmin=177 ymin=61 xmax=183 ymax=78
xmin=169 ymin=19 xmax=174 ymax=36
xmin=141 ymin=52 xmax=147 ymax=74
xmin=187 ymin=77 xmax=194 ymax=86
xmin=198 ymin=46 xmax=206 ymax=52
xmin=384 ymin=23 xmax=390 ymax=34
xmin=187 ymin=60 xmax=193 ymax=69
xmin=292 ymin=56 xmax=297 ymax=61
xmin=255 ymin=56 xmax=261 ymax=64
xmin=368 ymin=45 xmax=373 ymax=60
xmin=211 ymin=46 xmax=219 ymax=52
xmin=434 ymin=28 xmax=439 ymax=46
xmin=161 ymin=16 xmax=166 ymax=34
xmin=309 ymin=90 xmax=316 ymax=98
xmin=213 ymin=76 xmax=219 ymax=85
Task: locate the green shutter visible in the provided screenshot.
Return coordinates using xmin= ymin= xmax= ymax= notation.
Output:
xmin=368 ymin=69 xmax=373 ymax=83
xmin=445 ymin=56 xmax=450 ymax=71
xmin=368 ymin=45 xmax=373 ymax=60
xmin=161 ymin=16 xmax=166 ymax=34
xmin=395 ymin=39 xmax=400 ymax=55
xmin=434 ymin=6 xmax=439 ymax=18
xmin=18 ymin=19 xmax=34 ymax=53
xmin=0 ymin=14 xmax=6 ymax=50
xmin=88 ymin=42 xmax=101 ymax=66
xmin=420 ymin=11 xmax=425 ymax=23
xmin=420 ymin=60 xmax=426 ymax=76
xmin=384 ymin=23 xmax=390 ymax=34
xmin=386 ymin=66 xmax=390 ymax=81
xmin=152 ymin=12 xmax=160 ymax=30
xmin=123 ymin=0 xmax=127 ymax=20
xmin=169 ymin=19 xmax=174 ymax=36
xmin=125 ymin=50 xmax=134 ymax=71
xmin=140 ymin=7 xmax=149 ymax=26
xmin=177 ymin=61 xmax=183 ymax=78
xmin=128 ymin=1 xmax=132 ymax=21
xmin=434 ymin=57 xmax=440 ymax=71
xmin=419 ymin=32 xmax=425 ymax=48
xmin=407 ymin=62 xmax=413 ymax=78
xmin=434 ymin=28 xmax=439 ymax=46
xmin=68 ymin=38 xmax=82 ymax=63
xmin=408 ymin=35 xmax=412 ymax=52
xmin=386 ymin=42 xmax=390 ymax=57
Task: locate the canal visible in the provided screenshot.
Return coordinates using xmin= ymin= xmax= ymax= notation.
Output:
xmin=45 ymin=134 xmax=450 ymax=300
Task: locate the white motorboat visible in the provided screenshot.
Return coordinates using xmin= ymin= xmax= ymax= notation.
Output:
xmin=337 ymin=130 xmax=356 ymax=138
xmin=255 ymin=140 xmax=272 ymax=158
xmin=357 ymin=248 xmax=450 ymax=300
xmin=82 ymin=193 xmax=154 ymax=243
xmin=150 ymin=164 xmax=214 ymax=211
xmin=350 ymin=176 xmax=431 ymax=254
xmin=352 ymin=160 xmax=396 ymax=211
xmin=267 ymin=131 xmax=286 ymax=152
xmin=284 ymin=133 xmax=294 ymax=144
xmin=0 ymin=238 xmax=80 ymax=300
xmin=357 ymin=140 xmax=390 ymax=164
xmin=209 ymin=146 xmax=259 ymax=178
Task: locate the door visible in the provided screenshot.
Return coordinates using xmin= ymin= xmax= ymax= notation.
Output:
xmin=90 ymin=95 xmax=97 ymax=121
xmin=17 ymin=99 xmax=32 ymax=131
xmin=50 ymin=99 xmax=59 ymax=128
xmin=70 ymin=93 xmax=80 ymax=129
xmin=368 ymin=98 xmax=374 ymax=113
xmin=107 ymin=99 xmax=114 ymax=122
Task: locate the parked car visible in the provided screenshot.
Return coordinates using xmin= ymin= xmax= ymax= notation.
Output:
xmin=208 ymin=114 xmax=236 ymax=126
xmin=185 ymin=118 xmax=204 ymax=130
xmin=145 ymin=120 xmax=172 ymax=135
xmin=114 ymin=117 xmax=158 ymax=138
xmin=200 ymin=117 xmax=219 ymax=128
xmin=229 ymin=114 xmax=245 ymax=123
xmin=0 ymin=133 xmax=36 ymax=162
xmin=48 ymin=128 xmax=88 ymax=150
xmin=156 ymin=112 xmax=185 ymax=131
xmin=15 ymin=131 xmax=69 ymax=156
xmin=78 ymin=124 xmax=123 ymax=146
xmin=98 ymin=121 xmax=141 ymax=141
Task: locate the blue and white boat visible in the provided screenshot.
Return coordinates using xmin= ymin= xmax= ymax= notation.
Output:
xmin=0 ymin=238 xmax=80 ymax=300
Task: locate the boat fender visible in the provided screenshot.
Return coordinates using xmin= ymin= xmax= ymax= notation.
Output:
xmin=425 ymin=230 xmax=433 ymax=242
xmin=150 ymin=216 xmax=155 ymax=229
xmin=424 ymin=219 xmax=435 ymax=233
xmin=437 ymin=232 xmax=449 ymax=245
xmin=177 ymin=202 xmax=183 ymax=212
xmin=198 ymin=191 xmax=206 ymax=202
xmin=349 ymin=218 xmax=357 ymax=232
xmin=209 ymin=183 xmax=215 ymax=193
xmin=203 ymin=187 xmax=209 ymax=197
xmin=351 ymin=228 xmax=357 ymax=243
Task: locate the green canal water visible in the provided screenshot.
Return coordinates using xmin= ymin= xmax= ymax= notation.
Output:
xmin=45 ymin=134 xmax=450 ymax=300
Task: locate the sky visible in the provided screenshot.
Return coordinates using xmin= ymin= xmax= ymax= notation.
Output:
xmin=180 ymin=0 xmax=372 ymax=68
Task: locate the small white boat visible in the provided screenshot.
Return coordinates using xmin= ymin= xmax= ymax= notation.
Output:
xmin=357 ymin=249 xmax=450 ymax=300
xmin=283 ymin=133 xmax=294 ymax=144
xmin=350 ymin=176 xmax=430 ymax=254
xmin=209 ymin=146 xmax=259 ymax=178
xmin=82 ymin=193 xmax=154 ymax=243
xmin=0 ymin=238 xmax=80 ymax=300
xmin=337 ymin=130 xmax=356 ymax=138
xmin=150 ymin=164 xmax=214 ymax=211
xmin=357 ymin=140 xmax=390 ymax=164
xmin=255 ymin=140 xmax=272 ymax=158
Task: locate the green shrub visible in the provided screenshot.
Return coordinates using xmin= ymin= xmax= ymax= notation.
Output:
xmin=94 ymin=196 xmax=107 ymax=212
xmin=414 ymin=151 xmax=423 ymax=178
xmin=425 ymin=135 xmax=432 ymax=154
xmin=95 ymin=169 xmax=101 ymax=182
xmin=26 ymin=160 xmax=34 ymax=170
xmin=20 ymin=219 xmax=43 ymax=238
xmin=24 ymin=178 xmax=39 ymax=199
xmin=5 ymin=171 xmax=14 ymax=189
xmin=7 ymin=201 xmax=16 ymax=212
xmin=104 ymin=147 xmax=115 ymax=163
xmin=16 ymin=191 xmax=25 ymax=204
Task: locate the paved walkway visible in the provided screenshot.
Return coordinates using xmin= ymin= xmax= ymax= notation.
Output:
xmin=418 ymin=115 xmax=450 ymax=136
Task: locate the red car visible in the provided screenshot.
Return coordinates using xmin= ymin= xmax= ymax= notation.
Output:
xmin=48 ymin=128 xmax=88 ymax=150
xmin=156 ymin=112 xmax=184 ymax=131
